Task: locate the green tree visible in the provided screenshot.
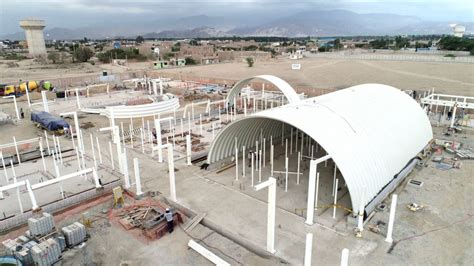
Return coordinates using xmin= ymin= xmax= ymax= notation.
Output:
xmin=73 ymin=46 xmax=94 ymax=62
xmin=47 ymin=52 xmax=60 ymax=64
xmin=246 ymin=57 xmax=254 ymax=67
xmin=136 ymin=36 xmax=144 ymax=44
xmin=185 ymin=57 xmax=197 ymax=65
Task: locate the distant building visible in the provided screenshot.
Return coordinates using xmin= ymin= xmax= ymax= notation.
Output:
xmin=450 ymin=24 xmax=466 ymax=38
xmin=153 ymin=60 xmax=170 ymax=69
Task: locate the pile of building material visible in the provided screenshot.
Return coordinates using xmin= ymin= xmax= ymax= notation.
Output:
xmin=61 ymin=222 xmax=87 ymax=247
xmin=28 ymin=212 xmax=55 ymax=237
xmin=30 ymin=238 xmax=62 ymax=266
xmin=2 ymin=212 xmax=87 ymax=265
xmin=455 ymin=147 xmax=474 ymax=159
xmin=118 ymin=206 xmax=163 ymax=230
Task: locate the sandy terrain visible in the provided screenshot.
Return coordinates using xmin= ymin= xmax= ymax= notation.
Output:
xmin=2 ymin=56 xmax=473 ymax=96
xmin=158 ymin=57 xmax=474 ymax=96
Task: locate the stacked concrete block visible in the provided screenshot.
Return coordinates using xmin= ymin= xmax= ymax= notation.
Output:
xmin=28 ymin=212 xmax=55 ymax=237
xmin=31 ymin=238 xmax=61 ymax=266
xmin=61 ymin=222 xmax=86 ymax=247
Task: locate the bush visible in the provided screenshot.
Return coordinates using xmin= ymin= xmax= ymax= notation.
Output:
xmin=185 ymin=57 xmax=197 ymax=65
xmin=73 ymin=47 xmax=94 ymax=62
xmin=246 ymin=57 xmax=254 ymax=67
xmin=444 ymin=54 xmax=456 ymax=58
xmin=96 ymin=48 xmax=146 ymax=63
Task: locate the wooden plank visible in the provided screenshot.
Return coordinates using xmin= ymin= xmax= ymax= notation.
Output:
xmin=184 ymin=213 xmax=206 ymax=232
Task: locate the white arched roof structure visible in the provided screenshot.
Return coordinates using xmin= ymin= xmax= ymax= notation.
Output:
xmin=225 ymin=75 xmax=301 ymax=107
xmin=209 ymin=83 xmax=432 ymax=214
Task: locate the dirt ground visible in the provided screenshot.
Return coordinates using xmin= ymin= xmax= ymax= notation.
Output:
xmin=1 ymin=57 xmax=473 ymax=96
xmin=158 ymin=57 xmax=474 ymax=96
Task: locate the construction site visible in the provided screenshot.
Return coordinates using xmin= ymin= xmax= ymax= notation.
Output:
xmin=0 ymin=56 xmax=473 ymax=265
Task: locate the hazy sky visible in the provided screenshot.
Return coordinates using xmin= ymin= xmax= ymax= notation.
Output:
xmin=1 ymin=0 xmax=473 ymax=34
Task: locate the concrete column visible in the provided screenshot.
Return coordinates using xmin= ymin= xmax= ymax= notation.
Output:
xmin=297 ymin=152 xmax=301 ymax=185
xmin=258 ymin=150 xmax=262 ymax=182
xmin=285 ymin=157 xmax=289 ymax=192
xmin=315 ymin=172 xmax=320 ymax=208
xmin=108 ymin=141 xmax=114 ymax=170
xmin=304 ymin=233 xmax=313 ymax=266
xmin=333 ymin=178 xmax=339 ymax=219
xmin=133 ymin=158 xmax=143 ymax=196
xmin=242 ymin=146 xmax=246 ymax=177
xmin=305 ymin=160 xmax=317 ymax=225
xmin=96 ymin=137 xmax=103 ymax=164
xmin=38 ymin=142 xmax=47 ymax=172
xmin=1 ymin=152 xmax=8 ymax=183
xmin=13 ymin=137 xmax=21 ymax=165
xmin=251 ymin=152 xmax=254 ymax=187
xmin=270 ymin=145 xmax=274 ymax=176
xmin=11 ymin=162 xmax=23 ymax=213
xmin=41 ymin=90 xmax=49 ymax=112
xmin=122 ymin=149 xmax=131 ymax=189
xmin=385 ymin=194 xmax=398 ymax=243
xmin=254 ymin=177 xmax=276 ymax=254
xmin=166 ymin=144 xmax=176 ymax=201
xmin=155 ymin=119 xmax=163 ymax=163
xmin=341 ymin=248 xmax=349 ymax=266
xmin=450 ymin=103 xmax=457 ymax=128
xmin=186 ymin=134 xmax=192 ymax=166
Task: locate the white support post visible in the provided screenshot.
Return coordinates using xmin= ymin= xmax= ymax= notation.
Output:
xmin=254 ymin=177 xmax=276 ymax=254
xmin=75 ymin=88 xmax=81 ymax=109
xmin=133 ymin=158 xmax=143 ymax=196
xmin=385 ymin=194 xmax=398 ymax=243
xmin=270 ymin=145 xmax=274 ymax=176
xmin=13 ymin=136 xmax=21 ymax=165
xmin=305 ymin=160 xmax=317 ymax=225
xmin=297 ymin=152 xmax=301 ymax=185
xmin=96 ymin=137 xmax=103 ymax=164
xmin=154 ymin=119 xmax=163 ymax=163
xmin=450 ymin=103 xmax=457 ymax=128
xmin=263 ymin=138 xmax=266 ymax=168
xmin=56 ymin=136 xmax=63 ymax=164
xmin=140 ymin=128 xmax=145 ymax=154
xmin=122 ymin=149 xmax=131 ymax=189
xmin=242 ymin=145 xmax=246 ymax=177
xmin=25 ymin=180 xmax=38 ymax=210
xmin=41 ymin=91 xmax=49 ymax=112
xmin=186 ymin=134 xmax=192 ymax=166
xmin=187 ymin=240 xmax=230 ymax=266
xmin=108 ymin=141 xmax=114 ymax=170
xmin=75 ymin=147 xmax=81 ymax=171
xmin=165 ymin=144 xmax=176 ymax=201
xmin=315 ymin=172 xmax=320 ymax=208
xmin=290 ymin=128 xmax=293 ymax=154
xmin=1 ymin=152 xmax=8 ymax=183
xmin=11 ymin=162 xmax=23 ymax=213
xmin=24 ymin=86 xmax=31 ymax=107
xmin=333 ymin=164 xmax=337 ymax=196
xmin=333 ymin=178 xmax=339 ymax=219
xmin=199 ymin=114 xmax=203 ymax=135
xmin=285 ymin=157 xmax=289 ymax=192
xmin=37 ymin=141 xmax=47 ymax=172
xmin=341 ymin=248 xmax=349 ymax=266
xmin=90 ymin=134 xmax=97 ymax=169
xmin=304 ymin=233 xmax=313 ymax=266
xmin=235 ymin=147 xmax=239 ymax=181
xmin=251 ymin=153 xmax=255 ymax=187
xmin=258 ymin=150 xmax=262 ymax=183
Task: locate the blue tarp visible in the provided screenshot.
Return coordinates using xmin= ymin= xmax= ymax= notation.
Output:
xmin=31 ymin=111 xmax=69 ymax=131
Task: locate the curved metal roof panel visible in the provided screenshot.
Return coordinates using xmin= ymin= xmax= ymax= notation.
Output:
xmin=209 ymin=83 xmax=433 ymax=212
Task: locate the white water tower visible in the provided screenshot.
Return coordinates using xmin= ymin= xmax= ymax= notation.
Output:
xmin=19 ymin=18 xmax=47 ymax=56
xmin=449 ymin=24 xmax=466 ymax=38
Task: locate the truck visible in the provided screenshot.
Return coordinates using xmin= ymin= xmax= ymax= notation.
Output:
xmin=31 ymin=111 xmax=70 ymax=135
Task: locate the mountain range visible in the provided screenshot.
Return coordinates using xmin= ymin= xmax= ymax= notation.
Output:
xmin=2 ymin=10 xmax=471 ymax=40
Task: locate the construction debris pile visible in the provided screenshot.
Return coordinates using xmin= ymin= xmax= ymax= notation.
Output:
xmin=112 ymin=199 xmax=183 ymax=241
xmin=2 ymin=212 xmax=87 ymax=265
